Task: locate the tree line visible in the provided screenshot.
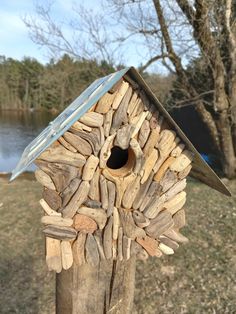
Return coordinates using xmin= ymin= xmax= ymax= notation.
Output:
xmin=0 ymin=55 xmax=117 ymax=111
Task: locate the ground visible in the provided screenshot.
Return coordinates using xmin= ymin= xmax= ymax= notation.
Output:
xmin=0 ymin=175 xmax=235 ymax=314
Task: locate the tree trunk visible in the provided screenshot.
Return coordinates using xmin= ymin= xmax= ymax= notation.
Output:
xmin=56 ymin=256 xmax=136 ymax=314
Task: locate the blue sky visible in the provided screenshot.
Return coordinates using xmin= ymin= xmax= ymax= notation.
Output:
xmin=0 ymin=0 xmax=117 ymax=64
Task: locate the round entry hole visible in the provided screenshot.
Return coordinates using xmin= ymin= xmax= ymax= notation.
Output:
xmin=107 ymin=146 xmax=129 ymax=169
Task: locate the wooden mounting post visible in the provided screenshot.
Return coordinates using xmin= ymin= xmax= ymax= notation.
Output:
xmin=56 ymin=256 xmax=136 ymax=314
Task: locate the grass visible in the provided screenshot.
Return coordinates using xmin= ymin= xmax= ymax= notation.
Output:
xmin=0 ymin=175 xmax=235 ymax=313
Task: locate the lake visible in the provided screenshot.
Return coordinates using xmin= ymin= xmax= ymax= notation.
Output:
xmin=0 ymin=110 xmax=56 ymax=173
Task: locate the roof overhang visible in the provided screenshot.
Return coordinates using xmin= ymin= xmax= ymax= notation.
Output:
xmin=10 ymin=67 xmax=231 ymax=196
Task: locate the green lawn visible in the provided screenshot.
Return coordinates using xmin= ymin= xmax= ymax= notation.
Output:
xmin=0 ymin=175 xmax=235 ymax=313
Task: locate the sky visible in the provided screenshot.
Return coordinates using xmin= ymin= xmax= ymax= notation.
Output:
xmin=0 ymin=0 xmax=143 ymax=66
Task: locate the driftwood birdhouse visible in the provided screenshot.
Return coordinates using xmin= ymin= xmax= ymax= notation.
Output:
xmin=11 ymin=67 xmax=230 ymax=308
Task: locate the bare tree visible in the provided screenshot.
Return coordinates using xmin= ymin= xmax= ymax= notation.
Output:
xmin=24 ymin=0 xmax=236 ymax=178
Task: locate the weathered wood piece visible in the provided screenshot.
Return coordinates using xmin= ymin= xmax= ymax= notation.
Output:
xmin=113 ymin=207 xmax=120 ymax=240
xmin=141 ymin=149 xmax=158 ymax=184
xmin=110 ymin=86 xmax=133 ymax=134
xmin=127 ymin=91 xmax=138 ymax=116
xmin=136 ymin=236 xmax=162 ymax=257
xmin=159 ymin=235 xmax=179 ymax=250
xmin=165 ymin=179 xmax=187 ymax=201
xmin=107 ymin=181 xmax=116 ymax=217
xmin=39 ymin=199 xmax=62 ymax=217
xmin=88 ymin=168 xmax=100 ymax=201
xmin=63 ymin=131 xmax=92 ymax=156
xmin=130 ymin=99 xmax=145 ymax=119
xmin=139 ymin=181 xmax=161 ymax=212
xmin=103 ymin=216 xmax=113 ymax=259
xmin=118 ymin=227 xmax=123 ymax=261
xmin=119 ymin=208 xmax=146 ymax=240
xmin=143 ymin=128 xmax=159 ymax=157
xmin=114 ymin=124 xmax=133 ymax=149
xmin=145 ymin=210 xmax=174 ymax=238
xmin=69 ymin=128 xmax=99 ymax=156
xmin=72 ymin=232 xmax=86 ymax=266
xmin=133 ymin=171 xmax=154 ymax=210
xmin=130 ymin=138 xmax=144 ymax=174
xmin=173 ymin=209 xmax=186 ymax=230
xmin=82 ymin=155 xmax=99 ymax=181
xmin=73 ymin=214 xmax=98 ymax=233
xmin=138 ymin=119 xmax=150 ymax=148
xmin=58 ymin=136 xmax=77 ymax=153
xmin=77 ymin=207 xmax=107 ymax=230
xmin=62 ymin=181 xmax=90 ymax=218
xmin=61 ymin=241 xmax=73 ymax=270
xmin=112 ymin=81 xmax=129 ymax=109
xmin=95 ymin=92 xmax=116 ymax=113
xmin=35 ymin=161 xmax=79 ymax=193
xmin=160 ymin=170 xmax=178 ymax=193
xmin=84 ymin=199 xmax=102 ymax=208
xmin=171 ymin=143 xmax=185 ymax=157
xmin=61 ymin=178 xmax=81 ymax=208
xmin=79 ymin=112 xmax=104 ymax=127
xmin=35 ymin=169 xmax=56 ymax=190
xmin=72 ymin=121 xmax=92 ymax=132
xmin=157 ymin=129 xmax=176 ymax=156
xmin=99 ymin=175 xmax=109 ymax=209
xmin=143 ymin=193 xmax=167 ymax=219
xmin=163 ymin=229 xmax=189 ymax=243
xmin=94 ymin=231 xmax=106 ymax=260
xmin=122 ymin=176 xmax=141 ymax=209
xmin=178 ymin=164 xmax=192 ymax=179
xmin=43 ymin=225 xmax=77 ymax=241
xmin=123 ymin=236 xmax=131 ymax=260
xmin=154 ymin=156 xmax=175 ymax=182
xmin=85 ymin=234 xmax=100 ymax=267
xmin=131 ymin=111 xmax=148 ymax=138
xmin=38 ymin=144 xmax=86 ymax=168
xmin=159 ymin=243 xmax=174 ymax=255
xmin=132 ymin=210 xmax=150 ymax=228
xmin=46 ymin=237 xmax=62 ymax=273
xmin=43 ymin=189 xmax=62 ymax=210
xmin=99 ymin=134 xmax=116 ymax=168
xmin=103 ymin=109 xmax=113 ymax=137
xmin=41 ymin=216 xmax=73 ymax=227
xmin=169 ymin=150 xmax=194 ymax=172
xmin=162 ymin=191 xmax=187 ymax=215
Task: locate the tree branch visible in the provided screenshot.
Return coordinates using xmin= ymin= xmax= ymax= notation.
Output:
xmin=139 ymin=53 xmax=169 ymax=72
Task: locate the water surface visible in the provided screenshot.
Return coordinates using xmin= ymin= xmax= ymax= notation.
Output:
xmin=0 ymin=110 xmax=56 ymax=173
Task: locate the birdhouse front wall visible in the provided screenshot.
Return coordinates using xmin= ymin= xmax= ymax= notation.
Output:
xmin=35 ymin=76 xmax=193 ymax=273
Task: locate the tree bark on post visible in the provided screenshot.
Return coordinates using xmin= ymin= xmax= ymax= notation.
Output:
xmin=56 ymin=256 xmax=136 ymax=314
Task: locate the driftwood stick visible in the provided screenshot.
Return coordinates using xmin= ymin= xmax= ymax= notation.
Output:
xmin=88 ymin=168 xmax=100 ymax=201
xmin=46 ymin=237 xmax=62 ymax=273
xmin=63 ymin=131 xmax=92 ymax=156
xmin=62 ymin=181 xmax=90 ymax=218
xmin=130 ymin=138 xmax=144 ymax=174
xmin=72 ymin=232 xmax=86 ymax=266
xmin=61 ymin=178 xmax=81 ymax=208
xmin=133 ymin=171 xmax=154 ymax=210
xmin=118 ymin=227 xmax=123 ymax=261
xmin=43 ymin=189 xmax=62 ymax=211
xmin=99 ymin=134 xmax=116 ymax=168
xmin=110 ymin=86 xmax=133 ymax=134
xmin=122 ymin=176 xmax=141 ymax=209
xmin=61 ymin=241 xmax=73 ymax=270
xmin=113 ymin=207 xmax=120 ymax=240
xmin=141 ymin=149 xmax=158 ymax=184
xmin=41 ymin=216 xmax=73 ymax=227
xmin=145 ymin=210 xmax=174 ymax=238
xmin=58 ymin=136 xmax=77 ymax=153
xmin=112 ymin=81 xmax=129 ymax=109
xmin=99 ymin=175 xmax=109 ymax=210
xmin=35 ymin=169 xmax=56 ymax=191
xmin=79 ymin=112 xmax=104 ymax=127
xmin=43 ymin=225 xmax=77 ymax=241
xmin=138 ymin=119 xmax=150 ymax=148
xmin=39 ymin=199 xmax=62 ymax=216
xmin=82 ymin=155 xmax=99 ymax=181
xmin=107 ymin=181 xmax=116 ymax=217
xmin=77 ymin=207 xmax=107 ymax=230
xmin=73 ymin=214 xmax=98 ymax=233
xmin=136 ymin=236 xmax=162 ymax=257
xmin=103 ymin=109 xmax=113 ymax=137
xmin=114 ymin=124 xmax=133 ymax=149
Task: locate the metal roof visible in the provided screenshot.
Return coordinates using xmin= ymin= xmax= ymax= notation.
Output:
xmin=10 ymin=67 xmax=231 ymax=196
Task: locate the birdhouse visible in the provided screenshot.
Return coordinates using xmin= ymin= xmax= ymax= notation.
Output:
xmin=11 ymin=67 xmax=230 ymax=273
